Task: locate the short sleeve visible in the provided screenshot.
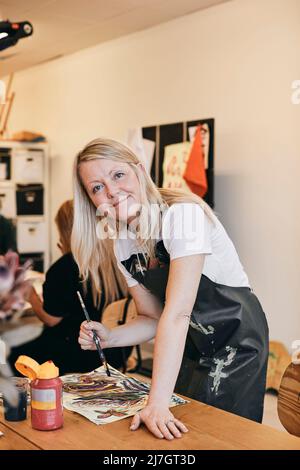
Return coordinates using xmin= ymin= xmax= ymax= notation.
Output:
xmin=162 ymin=203 xmax=212 ymax=260
xmin=113 ymin=240 xmax=139 ymax=288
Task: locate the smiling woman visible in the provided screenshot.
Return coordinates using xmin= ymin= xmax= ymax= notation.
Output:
xmin=72 ymin=137 xmax=269 ymax=441
xmin=78 ymin=159 xmax=142 ymax=224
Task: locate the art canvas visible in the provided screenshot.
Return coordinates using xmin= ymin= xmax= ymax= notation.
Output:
xmin=62 ymin=365 xmax=188 ymax=425
xmin=162 ymin=141 xmax=192 ymax=191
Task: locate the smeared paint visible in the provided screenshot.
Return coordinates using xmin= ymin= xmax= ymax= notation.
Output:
xmin=190 ymin=319 xmax=215 ymax=335
xmin=209 ymin=346 xmax=237 ymax=394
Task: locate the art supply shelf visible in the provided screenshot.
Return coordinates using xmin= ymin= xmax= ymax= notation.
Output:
xmin=0 ymin=141 xmax=50 ymax=272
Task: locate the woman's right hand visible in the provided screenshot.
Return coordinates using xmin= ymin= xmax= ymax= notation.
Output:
xmin=79 ymin=320 xmax=112 ymax=350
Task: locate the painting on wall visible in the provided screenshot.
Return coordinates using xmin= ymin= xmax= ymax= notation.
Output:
xmin=142 ymin=118 xmax=214 ymax=208
xmin=62 ymin=365 xmax=188 ymax=425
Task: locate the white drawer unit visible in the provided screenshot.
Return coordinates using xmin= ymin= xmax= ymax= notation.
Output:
xmin=13 ymin=148 xmax=44 ymax=183
xmin=0 ymin=184 xmax=16 ymax=218
xmin=0 ymin=141 xmax=50 ymax=272
xmin=17 ymin=219 xmax=46 ymax=254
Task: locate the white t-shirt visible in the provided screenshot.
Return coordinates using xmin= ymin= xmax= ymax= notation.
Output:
xmin=114 ymin=203 xmax=250 ymax=289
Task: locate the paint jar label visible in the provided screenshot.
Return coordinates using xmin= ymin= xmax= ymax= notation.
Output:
xmin=31 ymin=388 xmax=56 ymax=410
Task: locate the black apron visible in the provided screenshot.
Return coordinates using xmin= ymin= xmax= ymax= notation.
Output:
xmin=123 ymin=240 xmax=269 ymax=423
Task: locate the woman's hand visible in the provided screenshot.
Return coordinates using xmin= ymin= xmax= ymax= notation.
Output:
xmin=130 ymin=404 xmax=188 ymax=440
xmin=79 ymin=320 xmax=112 ymax=350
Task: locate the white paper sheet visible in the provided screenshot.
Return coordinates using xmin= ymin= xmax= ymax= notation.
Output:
xmin=126 ymin=128 xmax=155 ymax=173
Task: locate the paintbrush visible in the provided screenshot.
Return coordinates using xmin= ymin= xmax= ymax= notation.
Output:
xmin=76 ymin=291 xmax=111 ymax=377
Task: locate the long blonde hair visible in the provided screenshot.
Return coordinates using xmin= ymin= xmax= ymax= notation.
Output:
xmin=72 ymin=137 xmax=215 ymax=303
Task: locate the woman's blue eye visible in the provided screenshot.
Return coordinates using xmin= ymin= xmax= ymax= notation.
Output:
xmin=92 ymin=184 xmax=104 ymax=194
xmin=114 ymin=172 xmax=125 ymax=179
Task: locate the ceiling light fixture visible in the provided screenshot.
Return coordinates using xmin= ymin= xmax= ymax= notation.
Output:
xmin=0 ymin=20 xmax=33 ymax=52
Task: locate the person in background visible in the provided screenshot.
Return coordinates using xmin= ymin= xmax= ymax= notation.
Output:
xmin=0 ymin=199 xmax=17 ymax=255
xmin=8 ymin=200 xmax=130 ymax=374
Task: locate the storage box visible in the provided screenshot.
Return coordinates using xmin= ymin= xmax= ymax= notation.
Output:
xmin=17 ymin=220 xmax=46 ymax=253
xmin=13 ymin=149 xmax=44 ymax=183
xmin=16 ymin=184 xmax=44 ymax=216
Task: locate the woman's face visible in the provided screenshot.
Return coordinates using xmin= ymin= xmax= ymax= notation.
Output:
xmin=79 ymin=159 xmax=142 ymax=223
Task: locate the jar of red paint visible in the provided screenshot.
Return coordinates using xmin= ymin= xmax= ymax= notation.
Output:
xmin=15 ymin=355 xmax=63 ymax=431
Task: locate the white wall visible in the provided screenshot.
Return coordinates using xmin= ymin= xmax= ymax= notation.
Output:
xmin=3 ymin=0 xmax=300 ymax=348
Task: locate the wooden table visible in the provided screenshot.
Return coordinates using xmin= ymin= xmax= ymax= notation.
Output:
xmin=1 ymin=399 xmax=300 ymax=450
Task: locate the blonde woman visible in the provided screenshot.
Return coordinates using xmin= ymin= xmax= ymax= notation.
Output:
xmin=74 ymin=138 xmax=269 ymax=440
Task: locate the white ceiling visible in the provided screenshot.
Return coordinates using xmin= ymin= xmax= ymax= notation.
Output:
xmin=0 ymin=0 xmax=230 ymax=77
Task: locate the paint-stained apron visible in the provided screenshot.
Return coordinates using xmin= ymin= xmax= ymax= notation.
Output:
xmin=127 ymin=241 xmax=269 ymax=423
